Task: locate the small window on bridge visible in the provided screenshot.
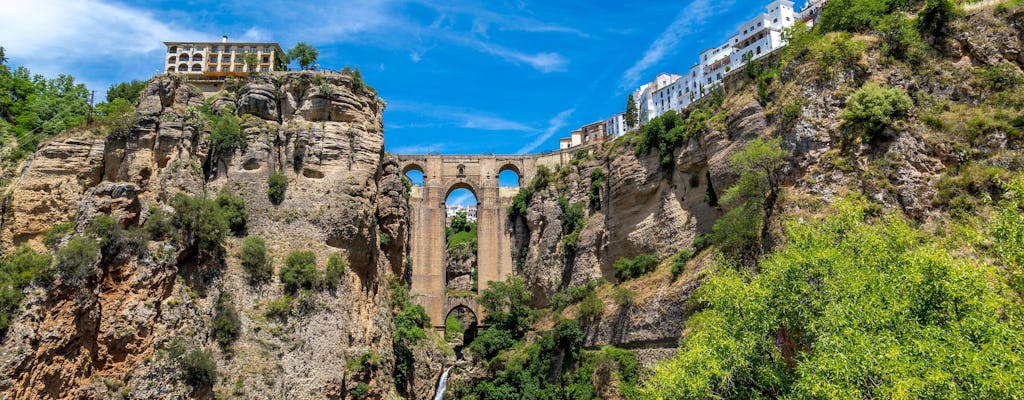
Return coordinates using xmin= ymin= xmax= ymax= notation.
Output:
xmin=404 ymin=168 xmax=424 ymax=186
xmin=498 ymin=169 xmax=520 ymax=187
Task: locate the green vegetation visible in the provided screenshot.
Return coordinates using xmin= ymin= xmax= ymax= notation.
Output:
xmin=86 ymin=215 xmax=148 ymax=259
xmin=211 ymin=294 xmax=241 ymax=348
xmin=589 ymin=168 xmax=606 ymax=211
xmin=877 ymin=15 xmax=926 ymax=63
xmin=0 ymin=245 xmax=52 ymax=334
xmin=710 ymin=138 xmax=788 ymax=259
xmin=578 ymin=291 xmax=604 ymax=321
xmin=642 ymin=198 xmax=1024 ymax=398
xmin=280 ymin=250 xmax=322 ymax=294
xmin=817 ymin=0 xmax=910 ymax=33
xmin=144 ymin=206 xmax=174 ymax=241
xmin=208 ymin=106 xmax=242 ymax=155
xmin=56 ymin=236 xmax=99 ymax=283
xmin=469 ymin=276 xmax=537 ymax=359
xmin=445 ymin=314 xmax=463 ymax=341
xmin=240 ymin=236 xmax=272 ymax=285
xmin=625 ymin=93 xmax=638 ymax=130
xmin=264 ymin=295 xmax=293 ymax=320
xmin=916 ymin=0 xmax=962 ymax=39
xmin=169 ymin=194 xmax=229 ymax=254
xmin=349 ymin=350 xmax=382 ymax=372
xmin=215 ymin=191 xmax=247 ymax=236
xmin=268 ymin=169 xmax=287 ymax=205
xmin=613 ymin=253 xmax=660 ymax=281
xmin=43 ymin=221 xmax=74 ymax=250
xmin=994 ymin=176 xmax=1024 ymax=292
xmin=446 ymin=211 xmax=477 ymax=260
xmin=105 ymin=80 xmax=146 ymax=105
xmin=287 ymin=42 xmax=319 ymax=70
xmin=671 ymin=249 xmax=694 ymax=279
xmin=350 ymin=382 xmax=370 ymax=398
xmin=508 ymin=164 xmax=551 ymax=218
xmin=164 ymin=338 xmax=217 ymax=387
xmin=612 ymin=286 xmax=635 ymax=307
xmin=840 ymin=82 xmax=914 ymax=141
xmin=557 ymin=196 xmax=586 ymax=255
xmin=325 ymin=253 xmax=346 ymax=289
xmin=389 ymin=279 xmax=430 ymax=395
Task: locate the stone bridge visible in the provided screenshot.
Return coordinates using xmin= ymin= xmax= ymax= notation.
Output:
xmin=395 ymin=150 xmax=583 ymax=329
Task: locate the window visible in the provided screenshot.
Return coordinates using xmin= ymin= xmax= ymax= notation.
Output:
xmin=167 ymin=66 xmax=175 ymax=72
xmin=212 ymin=47 xmax=220 ymax=53
xmin=261 ymin=56 xmax=269 ymax=63
xmin=228 ymin=46 xmax=235 ymax=52
xmin=180 ymin=54 xmax=190 ymax=61
xmin=222 ymin=66 xmax=231 ymax=72
xmin=263 ymin=47 xmax=270 ymax=53
xmin=209 ymin=56 xmax=217 ymax=63
xmin=261 ymin=66 xmax=270 ymax=72
xmin=196 ymin=46 xmax=205 ymax=51
xmin=774 ymin=18 xmax=778 ymax=23
xmin=250 ymin=46 xmax=257 ymax=52
xmin=168 ymin=46 xmax=177 ymax=53
xmin=756 ymin=46 xmax=762 ymax=55
xmin=236 ymin=66 xmax=243 ymax=72
xmin=168 ymin=56 xmax=176 ymax=64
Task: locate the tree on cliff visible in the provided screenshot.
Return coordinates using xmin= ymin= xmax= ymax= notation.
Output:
xmin=287 ymin=42 xmax=319 ymax=70
xmin=625 ymin=93 xmax=638 ymax=130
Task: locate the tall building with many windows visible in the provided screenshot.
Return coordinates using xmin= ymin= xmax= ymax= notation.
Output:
xmin=164 ymin=37 xmax=285 ymax=93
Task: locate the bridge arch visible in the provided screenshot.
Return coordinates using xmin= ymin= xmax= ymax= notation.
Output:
xmin=444 ymin=180 xmax=479 ymax=205
xmin=402 ymin=162 xmax=425 ymax=186
xmin=444 ymin=303 xmax=479 ymax=345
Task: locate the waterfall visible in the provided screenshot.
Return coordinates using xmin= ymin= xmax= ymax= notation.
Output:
xmin=433 ymin=366 xmax=454 ymax=400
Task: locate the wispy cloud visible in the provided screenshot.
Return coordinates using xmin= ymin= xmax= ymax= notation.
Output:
xmin=459 ymin=36 xmax=568 ymax=73
xmin=447 ymin=189 xmax=477 ymax=206
xmin=516 ymin=108 xmax=575 ymax=154
xmin=388 ymin=143 xmax=448 ymax=154
xmin=618 ymin=0 xmax=736 ymax=90
xmin=388 ymin=101 xmax=536 ymax=132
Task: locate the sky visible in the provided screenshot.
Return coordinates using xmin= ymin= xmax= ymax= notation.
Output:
xmin=1 ymin=0 xmax=773 ymax=203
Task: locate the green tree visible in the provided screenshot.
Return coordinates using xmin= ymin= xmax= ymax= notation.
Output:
xmin=239 ymin=236 xmax=272 ymax=284
xmin=268 ymin=169 xmax=287 ymax=205
xmin=625 ymin=93 xmax=638 ymax=130
xmin=56 ymin=237 xmax=99 ymax=283
xmin=211 ymin=294 xmax=241 ymax=347
xmin=215 ymin=191 xmax=247 ymax=236
xmin=280 ymin=250 xmax=322 ymax=293
xmin=287 ymin=42 xmax=319 ymax=70
xmin=840 ymin=82 xmax=913 ymax=139
xmin=916 ymin=0 xmax=962 ymax=39
xmin=105 ymin=79 xmax=146 ymax=104
xmin=169 ymin=194 xmax=229 ymax=254
xmin=0 ymin=245 xmax=53 ymax=334
xmin=710 ymin=137 xmax=788 ymax=259
xmin=325 ymin=253 xmax=346 ymax=289
xmin=816 ymin=0 xmax=909 ymax=33
xmin=243 ymin=53 xmax=259 ymax=76
xmin=477 ymin=275 xmax=537 ymax=339
xmin=642 ymin=198 xmax=1024 ymax=398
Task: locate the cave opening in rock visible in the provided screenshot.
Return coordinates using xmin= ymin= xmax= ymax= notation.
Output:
xmin=445 ymin=187 xmax=478 ymax=298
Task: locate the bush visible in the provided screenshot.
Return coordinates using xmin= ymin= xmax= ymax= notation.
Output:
xmin=612 ymin=286 xmax=635 ymax=306
xmin=144 ymin=206 xmax=174 ymax=240
xmin=558 ymin=196 xmax=586 ymax=255
xmin=215 ymin=191 xmax=247 ymax=236
xmin=0 ymin=246 xmax=53 ymax=334
xmin=280 ymin=250 xmax=322 ymax=294
xmin=180 ymin=348 xmax=217 ymax=386
xmin=672 ymin=249 xmax=694 ymax=279
xmin=264 ymin=295 xmax=293 ymax=319
xmin=840 ymin=82 xmax=913 ymax=139
xmin=877 ymin=15 xmax=925 ymax=63
xmin=979 ymin=63 xmax=1024 ymax=91
xmin=56 ymin=237 xmax=100 ymax=282
xmin=212 ymin=295 xmax=241 ymax=347
xmin=916 ymin=0 xmax=962 ymax=39
xmin=350 ymin=382 xmax=370 ymax=398
xmin=239 ymin=236 xmax=272 ymax=285
xmin=445 ymin=314 xmax=463 ymax=341
xmin=635 ymin=109 xmax=709 ymax=167
xmin=613 ymin=253 xmax=660 ymax=281
xmin=268 ymin=170 xmax=287 ymax=205
xmin=817 ymin=0 xmax=907 ymax=33
xmin=169 ymin=194 xmax=229 ymax=253
xmin=589 ymin=168 xmax=606 ymax=211
xmin=578 ymin=291 xmax=604 ymax=321
xmin=209 ymin=110 xmax=242 ymax=155
xmin=467 ymin=327 xmax=516 ymax=359
xmin=349 ymin=351 xmax=382 ymax=372
xmin=809 ymin=32 xmax=867 ymax=79
xmin=43 ymin=222 xmax=74 ymax=250
xmin=325 ymin=253 xmax=346 ymax=289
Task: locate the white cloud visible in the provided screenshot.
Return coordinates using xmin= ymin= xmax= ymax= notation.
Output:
xmin=388 ymin=143 xmax=447 ymax=154
xmin=0 ymin=0 xmax=205 ymax=60
xmin=388 ymin=101 xmax=536 ymax=132
xmin=516 ymin=108 xmax=575 ymax=154
xmin=618 ymin=0 xmax=735 ymax=90
xmin=446 ymin=190 xmax=477 ymax=206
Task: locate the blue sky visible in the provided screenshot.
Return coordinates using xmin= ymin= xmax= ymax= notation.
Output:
xmin=1 ymin=0 xmax=771 ymax=158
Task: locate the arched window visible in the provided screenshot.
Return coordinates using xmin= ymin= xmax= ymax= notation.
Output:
xmin=167 ymin=66 xmax=176 ymax=72
xmin=193 ymin=54 xmax=203 ymax=62
xmin=179 ymin=54 xmax=190 ymax=62
xmin=192 ymin=63 xmax=202 ymax=72
xmin=403 ymin=165 xmax=425 ymax=187
xmin=457 ymin=165 xmax=466 ymax=177
xmin=168 ymin=56 xmax=176 ymax=64
xmin=178 ymin=63 xmax=188 ymax=71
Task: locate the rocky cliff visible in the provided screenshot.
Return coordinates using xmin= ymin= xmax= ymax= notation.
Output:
xmin=0 ymin=71 xmax=434 ymax=399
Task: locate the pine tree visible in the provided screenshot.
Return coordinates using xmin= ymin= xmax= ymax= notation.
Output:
xmin=625 ymin=93 xmax=639 ymax=130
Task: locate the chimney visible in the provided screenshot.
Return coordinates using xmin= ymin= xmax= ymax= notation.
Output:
xmin=222 ymin=35 xmax=228 ymax=43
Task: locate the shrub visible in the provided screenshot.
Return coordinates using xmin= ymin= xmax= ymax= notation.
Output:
xmin=0 ymin=246 xmax=53 ymax=334
xmin=349 ymin=351 xmax=382 ymax=372
xmin=209 ymin=110 xmax=242 ymax=155
xmin=467 ymin=327 xmax=515 ymax=359
xmin=612 ymin=286 xmax=635 ymax=306
xmin=239 ymin=236 xmax=272 ymax=284
xmin=672 ymin=249 xmax=694 ymax=279
xmin=280 ymin=250 xmax=322 ymax=293
xmin=840 ymin=82 xmax=913 ymax=139
xmin=264 ymin=295 xmax=292 ymax=319
xmin=809 ymin=32 xmax=867 ymax=79
xmin=916 ymin=0 xmax=962 ymax=39
xmin=56 ymin=237 xmax=100 ymax=282
xmin=558 ymin=196 xmax=586 ymax=255
xmin=876 ymin=15 xmax=925 ymax=63
xmin=550 ymin=292 xmax=569 ymax=311
xmin=144 ymin=206 xmax=174 ymax=240
xmin=613 ymin=253 xmax=660 ymax=281
xmin=43 ymin=222 xmax=74 ymax=250
xmin=215 ymin=191 xmax=247 ymax=236
xmin=578 ymin=291 xmax=604 ymax=321
xmin=180 ymin=348 xmax=217 ymax=386
xmin=350 ymin=382 xmax=370 ymax=398
xmin=817 ymin=0 xmax=907 ymax=33
xmin=212 ymin=295 xmax=241 ymax=347
xmin=169 ymin=194 xmax=229 ymax=253
xmin=268 ymin=170 xmax=287 ymax=205
xmin=589 ymin=168 xmax=606 ymax=211
xmin=86 ymin=215 xmax=123 ymax=250
xmin=979 ymin=63 xmax=1024 ymax=91
xmin=325 ymin=253 xmax=346 ymax=289
xmin=445 ymin=314 xmax=463 ymax=341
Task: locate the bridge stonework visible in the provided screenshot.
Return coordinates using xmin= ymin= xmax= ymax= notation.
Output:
xmin=395 ymin=150 xmax=583 ymax=328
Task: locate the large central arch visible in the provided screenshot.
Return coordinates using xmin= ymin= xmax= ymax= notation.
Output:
xmin=395 ymin=151 xmax=584 ymax=329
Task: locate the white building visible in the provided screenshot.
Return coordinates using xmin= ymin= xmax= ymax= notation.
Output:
xmin=798 ymin=0 xmax=829 ymax=27
xmin=634 ymin=73 xmax=683 ymax=125
xmin=604 ymin=112 xmax=627 ymax=139
xmin=446 ymin=205 xmax=477 ymax=222
xmin=730 ymin=0 xmax=797 ymax=71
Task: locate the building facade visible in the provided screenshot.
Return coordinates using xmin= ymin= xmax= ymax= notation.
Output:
xmin=164 ymin=37 xmax=285 ymax=93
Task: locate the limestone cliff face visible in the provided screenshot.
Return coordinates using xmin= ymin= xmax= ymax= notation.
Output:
xmin=0 ymin=72 xmax=412 ymax=399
